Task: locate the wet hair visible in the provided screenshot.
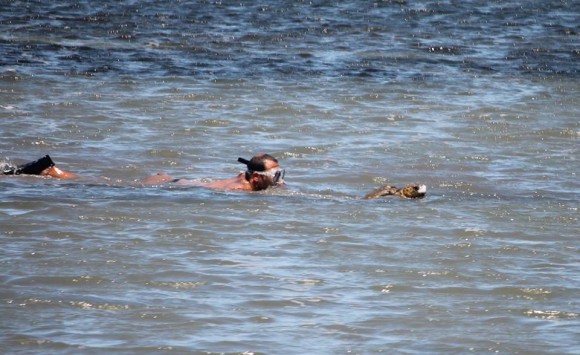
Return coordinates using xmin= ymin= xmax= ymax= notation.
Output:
xmin=238 ymin=154 xmax=278 ymax=181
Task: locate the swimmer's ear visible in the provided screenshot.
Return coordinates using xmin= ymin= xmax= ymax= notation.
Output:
xmin=248 ymin=172 xmax=262 ymax=183
xmin=248 ymin=172 xmax=269 ymax=190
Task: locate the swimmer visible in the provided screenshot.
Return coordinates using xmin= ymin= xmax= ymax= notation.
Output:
xmin=142 ymin=153 xmax=286 ymax=192
xmin=2 ymin=153 xmax=285 ymax=192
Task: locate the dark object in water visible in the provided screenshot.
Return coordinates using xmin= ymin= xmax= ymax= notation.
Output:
xmin=2 ymin=155 xmax=55 ymax=175
xmin=364 ymin=183 xmax=427 ymax=199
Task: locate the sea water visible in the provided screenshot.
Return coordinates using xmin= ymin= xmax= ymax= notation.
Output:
xmin=1 ymin=1 xmax=578 ymax=353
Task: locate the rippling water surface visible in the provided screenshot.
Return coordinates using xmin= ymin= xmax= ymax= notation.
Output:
xmin=1 ymin=1 xmax=579 ymax=354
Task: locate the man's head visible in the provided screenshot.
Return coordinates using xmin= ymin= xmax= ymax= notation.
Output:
xmin=238 ymin=153 xmax=285 ymax=191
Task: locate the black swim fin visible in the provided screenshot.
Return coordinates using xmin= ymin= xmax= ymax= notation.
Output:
xmin=2 ymin=155 xmax=56 ymax=175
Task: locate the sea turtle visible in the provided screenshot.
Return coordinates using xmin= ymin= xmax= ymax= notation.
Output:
xmin=364 ymin=183 xmax=427 ymax=199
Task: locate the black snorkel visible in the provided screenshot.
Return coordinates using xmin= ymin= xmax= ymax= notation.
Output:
xmin=237 ymin=157 xmax=250 ymax=166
